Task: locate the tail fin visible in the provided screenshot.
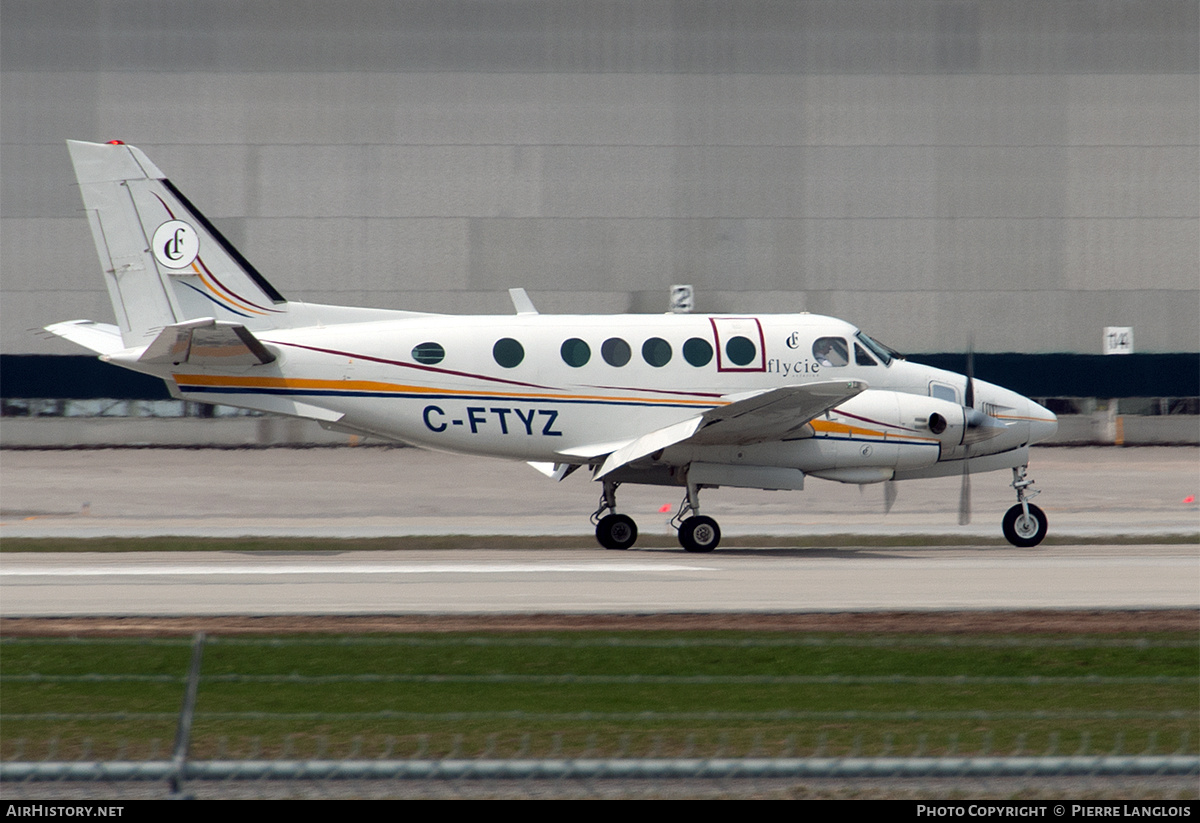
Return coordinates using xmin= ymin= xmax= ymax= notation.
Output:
xmin=67 ymin=140 xmax=288 ymax=348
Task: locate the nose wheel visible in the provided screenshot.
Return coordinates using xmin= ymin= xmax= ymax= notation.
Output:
xmin=1003 ymin=465 xmax=1048 ymax=547
xmin=1003 ymin=504 xmax=1047 ymax=548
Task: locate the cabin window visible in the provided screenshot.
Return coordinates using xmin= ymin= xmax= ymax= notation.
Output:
xmin=560 ymin=338 xmax=591 ymax=367
xmin=725 ymin=336 xmax=757 ymax=367
xmin=601 ymin=338 xmax=631 ymax=367
xmin=411 ymin=342 xmax=445 ymax=365
xmin=493 ymin=338 xmax=525 ymax=368
xmin=642 ymin=337 xmax=672 ymax=367
xmin=854 ymin=343 xmax=878 ymax=366
xmin=813 ymin=337 xmax=849 ymax=367
xmin=683 ymin=337 xmax=713 ymax=367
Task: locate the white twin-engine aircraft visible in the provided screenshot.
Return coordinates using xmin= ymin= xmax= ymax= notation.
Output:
xmin=49 ymin=140 xmax=1058 ymax=552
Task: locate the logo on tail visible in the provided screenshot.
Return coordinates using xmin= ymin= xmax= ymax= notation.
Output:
xmin=152 ymin=220 xmax=199 ymax=269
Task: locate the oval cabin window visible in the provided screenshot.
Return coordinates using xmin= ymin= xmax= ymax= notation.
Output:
xmin=683 ymin=337 xmax=713 ymax=367
xmin=493 ymin=338 xmax=525 ymax=368
xmin=601 ymin=338 xmax=631 ymax=367
xmin=561 ymin=338 xmax=591 ymax=367
xmin=411 ymin=342 xmax=445 ymax=365
xmin=642 ymin=337 xmax=672 ymax=367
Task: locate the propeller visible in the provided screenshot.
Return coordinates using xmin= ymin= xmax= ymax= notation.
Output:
xmin=957 ymin=451 xmax=972 ymax=524
xmin=958 ymin=337 xmax=975 ymax=525
xmin=883 ymin=479 xmax=898 ymax=515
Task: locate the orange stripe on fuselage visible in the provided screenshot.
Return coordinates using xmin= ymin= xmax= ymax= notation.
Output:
xmin=171 ymin=373 xmax=722 ymax=407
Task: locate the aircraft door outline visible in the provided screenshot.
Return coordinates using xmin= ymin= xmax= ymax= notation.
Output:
xmin=709 ymin=317 xmax=766 ymax=373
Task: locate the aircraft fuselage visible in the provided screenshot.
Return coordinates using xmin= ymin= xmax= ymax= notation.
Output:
xmin=161 ymin=311 xmax=1055 ymax=477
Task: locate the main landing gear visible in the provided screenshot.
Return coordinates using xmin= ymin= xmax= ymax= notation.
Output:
xmin=1002 ymin=464 xmax=1047 ymax=548
xmin=592 ymin=481 xmax=638 ymax=550
xmin=590 ymin=479 xmax=723 ymax=553
xmin=669 ymin=481 xmax=721 ymax=553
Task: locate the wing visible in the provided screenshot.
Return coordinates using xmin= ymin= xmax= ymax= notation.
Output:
xmin=595 ymin=379 xmax=867 ymax=478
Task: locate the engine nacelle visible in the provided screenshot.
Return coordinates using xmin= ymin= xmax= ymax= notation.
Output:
xmin=801 ymin=390 xmax=966 ymax=482
xmin=659 ymin=389 xmax=969 ymax=484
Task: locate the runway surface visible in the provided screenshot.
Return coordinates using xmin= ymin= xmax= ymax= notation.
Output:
xmin=1 ymin=543 xmax=1196 ymax=616
xmin=1 ymin=447 xmax=1196 ymax=616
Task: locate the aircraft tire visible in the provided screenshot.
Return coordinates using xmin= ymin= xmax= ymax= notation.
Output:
xmin=678 ymin=515 xmax=721 ymax=553
xmin=596 ymin=513 xmax=638 ymax=550
xmin=1002 ymin=503 xmax=1047 ymax=548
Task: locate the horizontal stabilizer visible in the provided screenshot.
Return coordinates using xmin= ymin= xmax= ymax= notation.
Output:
xmin=42 ymin=320 xmax=125 ymax=355
xmin=135 ymin=318 xmax=276 ymax=366
xmin=596 ymin=380 xmax=867 ymax=479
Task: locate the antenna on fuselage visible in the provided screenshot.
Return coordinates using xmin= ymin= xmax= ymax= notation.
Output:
xmin=508 ymin=288 xmax=538 ymax=315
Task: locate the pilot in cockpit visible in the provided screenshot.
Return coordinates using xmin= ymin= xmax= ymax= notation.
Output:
xmin=813 ymin=337 xmax=848 ymax=367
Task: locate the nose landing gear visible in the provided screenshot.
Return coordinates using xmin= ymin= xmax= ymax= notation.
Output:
xmin=1003 ymin=465 xmax=1047 ymax=548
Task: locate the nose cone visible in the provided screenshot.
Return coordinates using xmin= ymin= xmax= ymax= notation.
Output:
xmin=1027 ymin=399 xmax=1058 ymax=444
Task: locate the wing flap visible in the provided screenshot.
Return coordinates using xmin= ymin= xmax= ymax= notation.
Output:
xmin=594 ymin=417 xmax=704 ymax=479
xmin=555 ymin=440 xmax=636 ymax=460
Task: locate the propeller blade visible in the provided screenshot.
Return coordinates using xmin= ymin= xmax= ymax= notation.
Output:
xmin=957 ymin=336 xmax=976 ymax=526
xmin=964 ymin=335 xmax=976 ymax=410
xmin=883 ymin=480 xmax=897 ymax=515
xmin=957 ymin=448 xmax=972 ymax=525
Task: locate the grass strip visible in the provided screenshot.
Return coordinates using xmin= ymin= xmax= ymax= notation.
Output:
xmin=2 ymin=632 xmax=1195 ymax=761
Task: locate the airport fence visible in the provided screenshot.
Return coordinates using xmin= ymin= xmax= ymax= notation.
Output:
xmin=2 ymin=633 xmax=1197 ymax=795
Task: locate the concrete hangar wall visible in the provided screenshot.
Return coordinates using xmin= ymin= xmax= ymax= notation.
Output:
xmin=2 ymin=0 xmax=1197 ymax=361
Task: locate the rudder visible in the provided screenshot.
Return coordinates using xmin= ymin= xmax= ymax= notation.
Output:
xmin=67 ymin=140 xmax=288 ymax=349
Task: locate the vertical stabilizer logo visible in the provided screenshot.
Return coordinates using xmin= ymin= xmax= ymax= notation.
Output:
xmin=152 ymin=220 xmax=199 ymax=269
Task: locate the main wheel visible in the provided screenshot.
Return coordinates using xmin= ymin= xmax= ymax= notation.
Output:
xmin=596 ymin=513 xmax=638 ymax=550
xmin=1002 ymin=503 xmax=1047 ymax=548
xmin=678 ymin=515 xmax=721 ymax=553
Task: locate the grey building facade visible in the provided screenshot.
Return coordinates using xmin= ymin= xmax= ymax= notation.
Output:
xmin=3 ymin=0 xmax=1197 ymax=363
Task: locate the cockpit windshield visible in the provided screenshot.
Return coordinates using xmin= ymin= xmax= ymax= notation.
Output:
xmin=854 ymin=331 xmax=900 ymax=366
